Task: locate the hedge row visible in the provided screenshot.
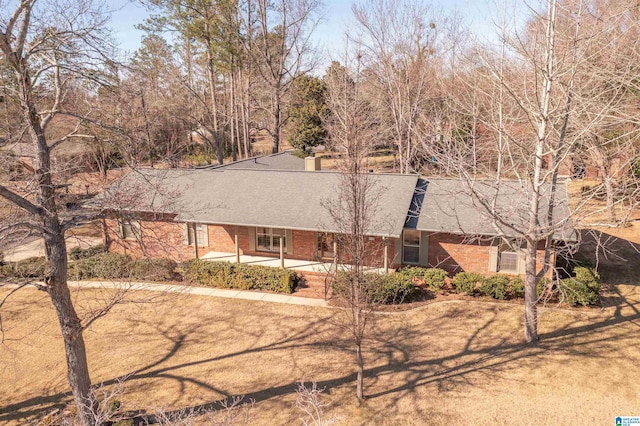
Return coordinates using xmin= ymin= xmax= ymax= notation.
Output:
xmin=180 ymin=259 xmax=298 ymax=294
xmin=69 ymin=253 xmax=178 ymax=281
xmin=332 ymin=270 xmax=419 ymax=304
xmin=0 ymin=256 xmax=49 ymax=279
xmin=1 ymin=253 xmax=600 ymax=305
xmin=0 ymin=254 xmax=177 ymax=282
xmin=396 ymin=266 xmax=600 ymax=306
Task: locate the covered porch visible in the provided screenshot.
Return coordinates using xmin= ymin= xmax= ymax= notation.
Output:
xmin=200 ymin=251 xmax=387 ymax=274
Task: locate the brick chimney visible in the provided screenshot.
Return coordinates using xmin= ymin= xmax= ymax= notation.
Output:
xmin=305 ymin=155 xmax=322 ymax=171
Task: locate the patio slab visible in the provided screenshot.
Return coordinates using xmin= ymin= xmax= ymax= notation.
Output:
xmin=199 ymin=251 xmax=387 ymax=274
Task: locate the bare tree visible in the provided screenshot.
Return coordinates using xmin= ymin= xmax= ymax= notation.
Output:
xmin=296 ymin=382 xmax=331 ymax=426
xmin=437 ymin=0 xmax=640 ymax=343
xmin=0 ymin=1 xmax=124 ymax=423
xmin=352 ymin=0 xmax=446 ymax=173
xmin=239 ymin=0 xmax=322 ymax=153
xmin=323 ymin=49 xmax=381 ymax=402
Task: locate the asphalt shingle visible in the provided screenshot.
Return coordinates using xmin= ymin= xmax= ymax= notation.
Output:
xmin=408 ymin=178 xmax=577 ymax=240
xmin=94 ymin=168 xmax=419 ymax=238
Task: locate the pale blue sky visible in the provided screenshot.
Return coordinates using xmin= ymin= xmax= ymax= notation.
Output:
xmin=109 ymin=0 xmax=520 ymax=69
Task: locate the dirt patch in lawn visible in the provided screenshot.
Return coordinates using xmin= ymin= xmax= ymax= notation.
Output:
xmin=1 ymin=283 xmax=639 ymax=425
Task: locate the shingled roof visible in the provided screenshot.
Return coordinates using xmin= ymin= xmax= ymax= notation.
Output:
xmin=201 ymin=150 xmax=305 ymax=171
xmin=406 ymin=178 xmax=577 ymax=241
xmin=94 ymin=168 xmax=419 ymax=238
xmin=94 ymin=167 xmax=576 ymax=242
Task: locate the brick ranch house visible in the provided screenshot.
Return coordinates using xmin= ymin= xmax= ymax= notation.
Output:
xmin=91 ymin=152 xmax=576 ymax=291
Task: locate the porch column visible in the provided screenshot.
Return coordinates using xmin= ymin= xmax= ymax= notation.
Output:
xmin=193 ymin=223 xmax=199 ymax=259
xmin=384 ymin=238 xmax=389 ymax=273
xmin=280 ymin=236 xmax=285 ymax=269
xmin=333 ymin=239 xmax=338 ymax=259
xmin=235 ymin=228 xmax=240 ymax=263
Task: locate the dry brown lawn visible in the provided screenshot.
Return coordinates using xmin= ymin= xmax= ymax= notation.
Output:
xmin=1 ymin=282 xmax=639 ymax=425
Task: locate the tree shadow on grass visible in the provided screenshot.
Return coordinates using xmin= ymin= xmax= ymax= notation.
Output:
xmin=2 ymin=290 xmax=640 ymax=423
xmin=0 ymin=309 xmax=341 ymax=422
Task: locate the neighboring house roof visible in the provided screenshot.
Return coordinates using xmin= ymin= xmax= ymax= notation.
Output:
xmin=201 ymin=151 xmax=306 ymax=171
xmin=406 ymin=178 xmax=577 ymax=241
xmin=93 ymin=168 xmax=419 ymax=238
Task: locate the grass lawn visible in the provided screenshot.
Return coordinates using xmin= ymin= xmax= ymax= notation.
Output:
xmin=1 ymin=282 xmax=639 ymax=425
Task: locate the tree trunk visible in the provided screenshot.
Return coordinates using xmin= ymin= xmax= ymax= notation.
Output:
xmin=22 ymin=67 xmax=95 ymax=425
xmin=604 ymin=173 xmax=617 ymax=223
xmin=101 ymin=218 xmax=111 ymax=250
xmin=356 ymin=341 xmax=364 ymax=402
xmin=272 ymin=84 xmax=281 ymax=153
xmin=234 ymin=72 xmax=243 ymax=159
xmin=229 ymin=75 xmax=237 ymax=162
xmin=205 ymin=42 xmax=223 ymax=165
xmin=524 ymin=243 xmax=539 ymax=343
xmin=47 ymin=234 xmax=94 ymax=425
xmin=241 ymin=70 xmax=251 ymax=158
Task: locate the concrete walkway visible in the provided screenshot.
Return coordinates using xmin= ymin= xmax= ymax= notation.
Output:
xmin=3 ymin=236 xmax=103 ymax=262
xmin=66 ymin=280 xmax=329 ymax=307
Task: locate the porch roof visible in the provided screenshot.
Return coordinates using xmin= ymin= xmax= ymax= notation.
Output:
xmin=92 ymin=168 xmax=419 ymax=238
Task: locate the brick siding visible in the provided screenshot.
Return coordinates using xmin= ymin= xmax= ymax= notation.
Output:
xmin=105 ymin=218 xmax=196 ymax=262
xmin=426 ymin=232 xmax=551 ymax=277
xmin=105 ymin=220 xmax=551 ymax=280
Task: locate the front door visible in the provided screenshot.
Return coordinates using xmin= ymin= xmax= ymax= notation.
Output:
xmin=317 ymin=232 xmax=335 ymax=259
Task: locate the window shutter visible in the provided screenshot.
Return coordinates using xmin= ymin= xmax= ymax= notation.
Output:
xmin=285 ymin=229 xmax=293 ymax=255
xmin=199 ymin=224 xmax=209 ymax=247
xmin=248 ymin=227 xmax=256 ymax=251
xmin=181 ymin=223 xmax=189 ymax=245
xmin=117 ymin=220 xmax=125 ymax=239
xmin=393 ymin=236 xmax=402 ymax=266
xmin=419 ymin=231 xmax=429 ymax=267
xmin=488 ymin=240 xmax=499 ymax=273
xmin=517 ymin=249 xmax=527 ymax=275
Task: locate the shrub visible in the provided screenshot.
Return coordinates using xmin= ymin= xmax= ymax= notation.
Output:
xmin=333 ymin=271 xmax=417 ymax=305
xmin=396 ymin=266 xmax=424 ymax=280
xmin=90 ymin=253 xmax=132 ymax=279
xmin=181 ymin=260 xmax=297 ymax=293
xmin=452 ymin=272 xmax=484 ymax=296
xmin=480 ymin=274 xmax=510 ymax=300
xmin=68 ymin=245 xmax=105 ymax=260
xmin=509 ymin=276 xmax=525 ymax=298
xmin=1 ymin=256 xmax=48 ymax=279
xmin=560 ymin=266 xmax=600 ymax=306
xmin=560 ymin=278 xmax=599 ymax=306
xmin=537 ymin=277 xmax=553 ymax=299
xmin=421 ymin=268 xmax=448 ymax=292
xmin=371 ymin=273 xmax=417 ymax=304
xmin=397 ymin=267 xmax=447 ymax=292
xmin=574 ymin=266 xmax=600 ymax=286
xmin=130 ymin=258 xmax=177 ymax=281
xmin=69 ymin=253 xmax=132 ymax=280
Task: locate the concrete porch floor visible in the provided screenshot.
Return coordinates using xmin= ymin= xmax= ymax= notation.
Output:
xmin=200 ymin=251 xmax=387 ymax=274
xmin=200 ymin=251 xmax=335 ymax=273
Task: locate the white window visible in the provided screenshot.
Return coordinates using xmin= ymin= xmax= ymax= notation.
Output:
xmin=498 ymin=240 xmax=525 ymax=273
xmin=403 ymin=229 xmax=420 ymax=264
xmin=119 ymin=219 xmax=140 ymax=240
xmin=187 ymin=223 xmax=207 ymax=246
xmin=256 ymin=227 xmax=286 ymax=253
